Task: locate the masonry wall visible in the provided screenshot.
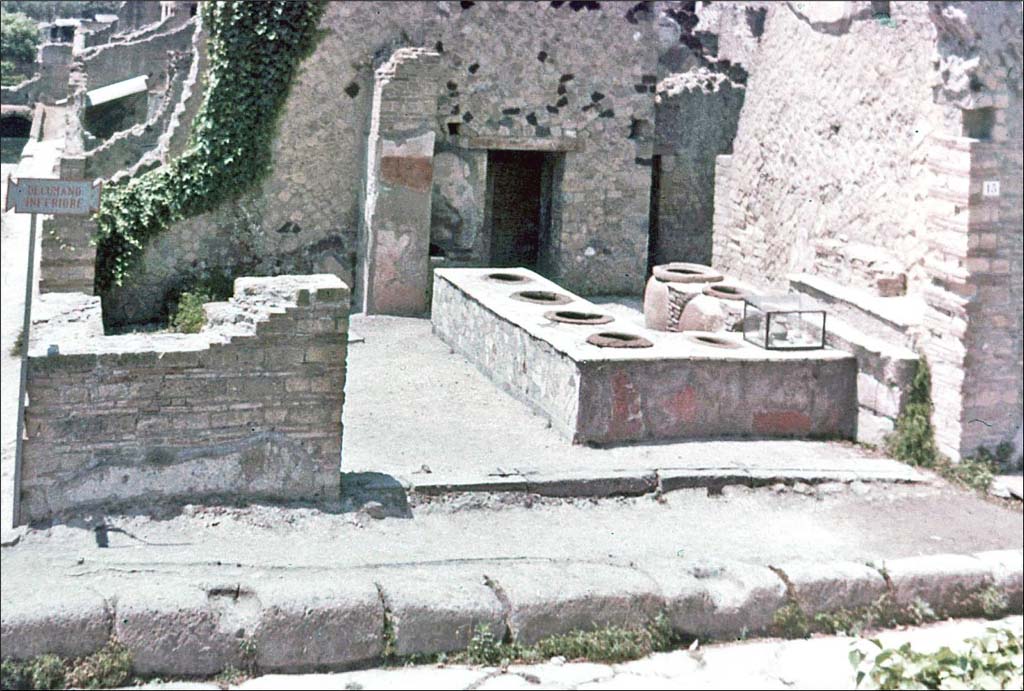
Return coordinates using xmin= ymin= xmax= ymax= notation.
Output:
xmin=19 ymin=275 xmax=348 ymax=523
xmin=100 ymin=1 xmax=662 ymax=325
xmin=710 ymin=1 xmax=1023 ymax=460
xmin=711 ymin=2 xmax=957 ymax=293
xmin=653 ymin=69 xmax=745 ymax=266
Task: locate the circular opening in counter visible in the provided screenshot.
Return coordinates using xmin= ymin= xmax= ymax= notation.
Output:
xmin=586 ymin=331 xmax=654 ymax=348
xmin=687 ymin=333 xmax=743 ymax=349
xmin=486 ymin=272 xmax=531 ymax=283
xmin=511 ymin=290 xmax=573 ymax=305
xmin=544 ymin=310 xmax=614 ymax=325
xmin=702 ymin=283 xmax=747 ymax=301
xmin=653 ymin=263 xmax=724 ymax=284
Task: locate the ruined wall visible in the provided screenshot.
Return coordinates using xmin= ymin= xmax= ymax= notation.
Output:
xmin=653 ymin=68 xmax=744 ymax=265
xmin=20 ymin=275 xmax=348 ymax=523
xmin=77 ymin=19 xmax=195 ymax=92
xmin=712 ymin=1 xmax=957 ymax=292
xmin=711 ymin=1 xmax=1023 ymax=460
xmin=100 ymin=1 xmax=661 ymax=325
xmin=920 ymin=2 xmax=1023 ymax=461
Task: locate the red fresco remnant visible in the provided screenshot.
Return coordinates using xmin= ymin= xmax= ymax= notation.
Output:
xmin=609 ymin=371 xmax=644 ymax=439
xmin=379 ymin=156 xmax=433 ymax=192
xmin=666 ymin=386 xmax=699 ymax=430
xmin=753 ymin=410 xmax=812 ymax=436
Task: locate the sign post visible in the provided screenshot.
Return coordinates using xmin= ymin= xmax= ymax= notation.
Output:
xmin=4 ymin=176 xmax=101 ymax=526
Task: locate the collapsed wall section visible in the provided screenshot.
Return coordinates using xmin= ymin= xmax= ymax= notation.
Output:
xmin=19 ymin=274 xmax=349 ymax=523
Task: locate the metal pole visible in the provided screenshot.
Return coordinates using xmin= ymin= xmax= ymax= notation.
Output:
xmin=12 ymin=212 xmax=37 ymax=527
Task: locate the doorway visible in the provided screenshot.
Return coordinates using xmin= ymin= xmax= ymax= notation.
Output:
xmin=485 ymin=150 xmax=561 ymax=271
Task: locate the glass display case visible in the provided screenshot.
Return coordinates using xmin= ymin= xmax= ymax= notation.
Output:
xmin=742 ymin=293 xmax=827 ymax=350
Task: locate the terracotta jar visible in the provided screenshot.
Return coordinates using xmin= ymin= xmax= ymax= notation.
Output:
xmin=643 ymin=263 xmax=724 ymax=331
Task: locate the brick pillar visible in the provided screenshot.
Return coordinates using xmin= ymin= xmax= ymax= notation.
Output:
xmin=920 ymin=133 xmax=1023 ymax=460
xmin=359 ymin=48 xmax=440 ymax=316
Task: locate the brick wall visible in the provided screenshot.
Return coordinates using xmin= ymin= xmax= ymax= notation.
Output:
xmin=19 ymin=274 xmax=349 ymax=523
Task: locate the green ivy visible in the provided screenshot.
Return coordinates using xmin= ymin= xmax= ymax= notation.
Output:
xmin=93 ymin=0 xmax=327 ymax=292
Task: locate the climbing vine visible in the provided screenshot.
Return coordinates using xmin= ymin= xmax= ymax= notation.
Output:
xmin=93 ymin=0 xmax=326 ymax=292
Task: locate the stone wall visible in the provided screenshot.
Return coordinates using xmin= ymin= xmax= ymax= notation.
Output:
xmin=709 ymin=1 xmax=1023 ymax=460
xmin=653 ymin=68 xmax=745 ymax=266
xmin=100 ymin=1 xmax=663 ymax=325
xmin=19 ymin=274 xmax=349 ymax=523
xmin=77 ymin=19 xmax=195 ymax=92
xmin=711 ymin=2 xmax=956 ymax=292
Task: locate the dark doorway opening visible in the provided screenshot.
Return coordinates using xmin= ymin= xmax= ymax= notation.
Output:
xmin=485 ymin=150 xmax=562 ymax=271
xmin=646 ymin=154 xmax=662 ymax=275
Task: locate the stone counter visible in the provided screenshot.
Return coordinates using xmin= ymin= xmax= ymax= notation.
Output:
xmin=432 ymin=268 xmax=857 ymax=445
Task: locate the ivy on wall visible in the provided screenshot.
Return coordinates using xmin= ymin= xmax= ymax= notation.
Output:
xmin=93 ymin=0 xmax=327 ymax=292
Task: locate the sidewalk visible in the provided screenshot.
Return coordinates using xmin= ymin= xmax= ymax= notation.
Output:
xmin=0 ymin=130 xmax=65 ymax=535
xmin=341 ymin=315 xmax=923 ymax=496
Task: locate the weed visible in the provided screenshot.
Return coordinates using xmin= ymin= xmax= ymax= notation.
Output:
xmin=886 ymin=358 xmax=938 ymax=468
xmin=1 ymin=654 xmax=65 ymax=690
xmin=964 ymin=585 xmax=1009 ymax=620
xmin=169 ymin=290 xmax=211 ymax=334
xmin=8 ymin=328 xmax=25 ymax=358
xmin=450 ymin=616 xmax=678 ymax=667
xmin=238 ymin=636 xmax=257 ymax=675
xmin=214 ymin=665 xmax=247 ymax=687
xmin=773 ymin=601 xmax=812 ymax=639
xmin=850 ymin=625 xmax=1022 ymax=689
xmin=65 ymin=640 xmax=132 ymax=690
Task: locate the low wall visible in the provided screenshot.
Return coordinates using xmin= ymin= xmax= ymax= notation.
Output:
xmin=432 ymin=268 xmax=857 ymax=445
xmin=20 ymin=274 xmax=349 ymax=524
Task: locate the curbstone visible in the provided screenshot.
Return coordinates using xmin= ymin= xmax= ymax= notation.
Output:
xmin=642 ymin=559 xmax=787 ymax=639
xmin=115 ymin=582 xmax=248 ymax=677
xmin=973 ymin=549 xmax=1024 ymax=613
xmin=254 ymin=576 xmax=383 ymax=673
xmin=775 ymin=560 xmax=888 ymax=615
xmin=375 ymin=564 xmax=506 ymax=657
xmin=0 ymin=583 xmax=111 ymax=660
xmin=525 ymin=469 xmax=659 ymax=498
xmin=484 ymin=561 xmax=664 ymax=646
xmin=883 ymin=553 xmax=994 ymax=618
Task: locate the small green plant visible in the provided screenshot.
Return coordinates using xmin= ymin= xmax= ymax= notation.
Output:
xmin=169 ymin=290 xmax=211 ymax=334
xmin=1 ymin=640 xmax=133 ymax=690
xmin=942 ymin=454 xmax=998 ymax=493
xmin=9 ymin=328 xmax=25 ymax=357
xmin=450 ymin=616 xmax=678 ymax=667
xmin=1 ymin=654 xmax=65 ymax=690
xmin=773 ymin=601 xmax=812 ymax=639
xmin=886 ymin=359 xmax=939 ymax=468
xmin=65 ymin=640 xmax=133 ymax=690
xmin=463 ymin=624 xmax=507 ymax=666
xmin=850 ymin=626 xmax=1023 ymax=689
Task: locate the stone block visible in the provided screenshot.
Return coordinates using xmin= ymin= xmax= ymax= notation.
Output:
xmin=486 ymin=562 xmax=663 ymax=646
xmin=643 ymin=559 xmax=786 ymax=640
xmin=776 ymin=560 xmax=888 ymax=615
xmin=375 ymin=565 xmax=506 ymax=657
xmin=884 ymin=553 xmax=994 ymax=618
xmin=254 ymin=577 xmax=383 ymax=672
xmin=973 ymin=550 xmax=1024 ymax=613
xmin=1 ymin=583 xmax=112 ymax=660
xmin=115 ymin=584 xmax=246 ymax=677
